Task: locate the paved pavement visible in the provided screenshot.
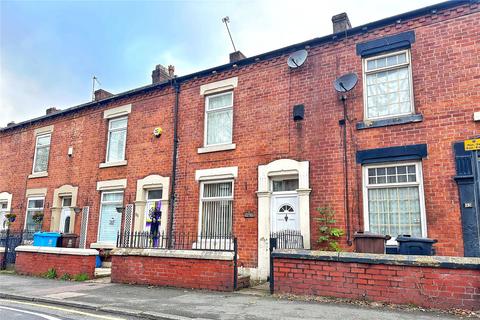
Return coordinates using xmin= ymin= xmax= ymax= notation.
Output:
xmin=0 ymin=273 xmax=464 ymax=320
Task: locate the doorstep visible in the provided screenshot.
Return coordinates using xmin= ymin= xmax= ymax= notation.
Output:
xmin=94 ymin=267 xmax=111 ymax=279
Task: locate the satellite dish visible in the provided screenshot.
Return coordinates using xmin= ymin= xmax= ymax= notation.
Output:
xmin=287 ymin=50 xmax=308 ymax=69
xmin=334 ymin=73 xmax=358 ymax=93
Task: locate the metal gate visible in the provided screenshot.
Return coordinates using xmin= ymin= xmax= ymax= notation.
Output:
xmin=1 ymin=230 xmax=35 ymax=269
xmin=269 ymin=230 xmax=304 ymax=293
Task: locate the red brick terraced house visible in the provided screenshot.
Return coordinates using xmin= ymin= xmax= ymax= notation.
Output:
xmin=0 ymin=0 xmax=479 ymax=280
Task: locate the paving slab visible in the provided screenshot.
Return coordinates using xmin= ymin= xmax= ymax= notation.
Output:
xmin=0 ymin=273 xmax=464 ymax=320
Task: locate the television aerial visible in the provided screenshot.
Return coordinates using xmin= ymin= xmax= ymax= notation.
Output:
xmin=287 ymin=49 xmax=308 ymax=69
xmin=334 ymin=72 xmax=358 ymax=93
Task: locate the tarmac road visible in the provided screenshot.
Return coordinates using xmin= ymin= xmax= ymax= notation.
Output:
xmin=0 ymin=299 xmax=139 ymax=320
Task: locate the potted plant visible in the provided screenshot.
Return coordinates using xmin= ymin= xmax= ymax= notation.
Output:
xmin=32 ymin=212 xmax=44 ymax=225
xmin=5 ymin=212 xmax=16 ymax=224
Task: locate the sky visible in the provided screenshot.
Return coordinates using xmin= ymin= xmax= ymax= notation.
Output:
xmin=0 ymin=0 xmax=440 ymax=127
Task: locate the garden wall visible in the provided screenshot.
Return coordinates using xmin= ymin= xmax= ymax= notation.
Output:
xmin=15 ymin=246 xmax=98 ymax=279
xmin=111 ymin=248 xmax=235 ymax=291
xmin=272 ymin=249 xmax=480 ymax=311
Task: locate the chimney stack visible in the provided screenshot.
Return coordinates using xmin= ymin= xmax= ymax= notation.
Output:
xmin=46 ymin=107 xmax=60 ymax=115
xmin=332 ymin=13 xmax=351 ymax=33
xmin=7 ymin=121 xmax=15 ymax=127
xmin=229 ymin=51 xmax=246 ymax=63
xmin=152 ymin=64 xmax=173 ymax=84
xmin=94 ymin=89 xmax=114 ymax=101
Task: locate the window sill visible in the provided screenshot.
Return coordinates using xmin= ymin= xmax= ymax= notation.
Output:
xmin=99 ymin=160 xmax=127 ymax=168
xmin=356 ymin=114 xmax=423 ymax=130
xmin=197 ymin=143 xmax=236 ymax=154
xmin=28 ymin=172 xmax=48 ymax=179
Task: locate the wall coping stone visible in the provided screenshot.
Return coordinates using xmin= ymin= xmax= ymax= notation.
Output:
xmin=111 ymin=248 xmax=234 ymax=261
xmin=0 ymin=247 xmax=4 ymax=253
xmin=272 ymin=249 xmax=480 ymax=270
xmin=16 ymin=246 xmax=98 ymax=256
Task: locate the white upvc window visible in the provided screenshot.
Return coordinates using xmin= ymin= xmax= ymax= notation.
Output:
xmin=0 ymin=201 xmax=8 ymax=230
xmin=363 ymin=50 xmax=414 ymax=120
xmin=204 ymin=91 xmax=233 ymax=147
xmin=363 ymin=161 xmax=427 ymax=243
xmin=144 ymin=189 xmax=163 ymax=231
xmin=25 ymin=197 xmax=45 ymax=231
xmin=32 ymin=133 xmax=51 ymax=173
xmin=106 ymin=117 xmax=128 ymax=163
xmin=199 ymin=180 xmax=233 ymax=237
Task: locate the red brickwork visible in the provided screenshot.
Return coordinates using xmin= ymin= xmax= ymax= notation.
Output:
xmin=274 ymin=257 xmax=480 ymax=310
xmin=15 ymin=251 xmax=96 ymax=279
xmin=111 ymin=255 xmax=235 ymax=291
xmin=0 ymin=2 xmax=478 ymax=271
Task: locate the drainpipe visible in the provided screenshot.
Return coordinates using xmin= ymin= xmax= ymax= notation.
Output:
xmin=167 ymin=79 xmax=180 ymax=248
xmin=340 ymin=95 xmax=352 ymax=246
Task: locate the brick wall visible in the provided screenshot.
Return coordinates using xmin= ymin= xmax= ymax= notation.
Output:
xmin=111 ymin=249 xmax=235 ymax=291
xmin=273 ymin=250 xmax=480 ymax=310
xmin=15 ymin=248 xmax=97 ymax=279
xmin=0 ymin=2 xmax=478 ymax=272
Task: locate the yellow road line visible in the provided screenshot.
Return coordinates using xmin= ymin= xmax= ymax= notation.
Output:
xmin=0 ymin=298 xmax=127 ymax=320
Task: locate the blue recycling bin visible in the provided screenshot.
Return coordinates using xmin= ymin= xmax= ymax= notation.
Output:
xmin=33 ymin=232 xmax=61 ymax=247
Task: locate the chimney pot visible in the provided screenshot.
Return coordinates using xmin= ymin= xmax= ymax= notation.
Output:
xmin=168 ymin=65 xmax=175 ymax=77
xmin=152 ymin=64 xmax=173 ymax=84
xmin=94 ymin=89 xmax=114 ymax=101
xmin=229 ymin=51 xmax=246 ymax=63
xmin=46 ymin=107 xmax=60 ymax=115
xmin=332 ymin=12 xmax=351 ymax=33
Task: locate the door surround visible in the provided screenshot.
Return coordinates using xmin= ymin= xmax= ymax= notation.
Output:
xmin=255 ymin=159 xmax=311 ymax=280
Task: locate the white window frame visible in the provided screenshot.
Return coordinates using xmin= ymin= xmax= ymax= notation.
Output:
xmin=203 ymin=91 xmax=234 ymax=147
xmin=144 ymin=189 xmax=163 ymax=231
xmin=0 ymin=200 xmax=8 ymax=230
xmin=362 ymin=49 xmax=414 ymax=121
xmin=24 ymin=196 xmax=45 ymax=231
xmin=198 ymin=179 xmax=234 ymax=237
xmin=106 ymin=116 xmax=128 ymax=163
xmin=97 ymin=190 xmax=124 ymax=244
xmin=32 ymin=133 xmax=51 ymax=174
xmin=362 ymin=161 xmax=427 ymax=243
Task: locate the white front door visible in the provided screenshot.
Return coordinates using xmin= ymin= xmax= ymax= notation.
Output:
xmin=271 ymin=194 xmax=299 ymax=232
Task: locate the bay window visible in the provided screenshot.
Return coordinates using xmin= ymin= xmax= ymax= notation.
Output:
xmin=363 ymin=162 xmax=426 ymax=241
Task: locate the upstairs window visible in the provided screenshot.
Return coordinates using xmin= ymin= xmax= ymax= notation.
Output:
xmin=205 ymin=92 xmax=233 ymax=146
xmin=106 ymin=117 xmax=128 ymax=162
xmin=33 ymin=133 xmax=51 ymax=173
xmin=363 ymin=50 xmax=413 ymax=120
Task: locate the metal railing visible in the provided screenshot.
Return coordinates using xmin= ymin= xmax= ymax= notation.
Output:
xmin=270 ymin=229 xmax=304 ymax=249
xmin=117 ymin=231 xmax=236 ymax=252
xmin=1 ymin=229 xmax=37 ymax=269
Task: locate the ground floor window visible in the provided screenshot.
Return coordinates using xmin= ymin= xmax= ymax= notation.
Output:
xmin=144 ymin=189 xmax=163 ymax=232
xmin=363 ymin=162 xmax=426 ymax=239
xmin=98 ymin=191 xmax=123 ymax=243
xmin=199 ymin=180 xmax=233 ymax=237
xmin=25 ymin=197 xmax=45 ymax=231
